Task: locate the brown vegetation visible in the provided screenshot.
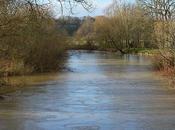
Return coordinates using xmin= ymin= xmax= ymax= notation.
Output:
xmin=138 ymin=0 xmax=175 ymax=85
xmin=0 ymin=0 xmax=68 ymax=77
xmin=75 ymin=1 xmax=155 ymax=54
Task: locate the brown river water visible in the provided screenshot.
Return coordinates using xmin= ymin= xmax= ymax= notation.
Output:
xmin=0 ymin=50 xmax=175 ymax=130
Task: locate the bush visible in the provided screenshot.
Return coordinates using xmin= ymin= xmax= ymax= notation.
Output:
xmin=0 ymin=1 xmax=68 ymax=75
xmin=153 ymin=52 xmax=175 ymax=87
xmin=24 ymin=32 xmax=67 ymax=72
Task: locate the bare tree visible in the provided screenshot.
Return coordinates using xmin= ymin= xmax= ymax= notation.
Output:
xmin=137 ymin=0 xmax=175 ymax=21
xmin=94 ymin=0 xmax=154 ymax=53
xmin=22 ymin=0 xmax=94 ymax=15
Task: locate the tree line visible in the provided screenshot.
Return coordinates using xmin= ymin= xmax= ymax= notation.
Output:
xmin=75 ymin=1 xmax=155 ymax=53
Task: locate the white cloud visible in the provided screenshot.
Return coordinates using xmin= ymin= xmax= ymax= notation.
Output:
xmin=64 ymin=0 xmax=113 ymax=17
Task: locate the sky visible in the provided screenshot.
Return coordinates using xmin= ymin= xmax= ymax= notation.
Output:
xmin=72 ymin=0 xmax=113 ymax=17
xmin=69 ymin=0 xmax=135 ymax=17
xmin=49 ymin=0 xmax=113 ymax=17
xmin=43 ymin=0 xmax=135 ymax=18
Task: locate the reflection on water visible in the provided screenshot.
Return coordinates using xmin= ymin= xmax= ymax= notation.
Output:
xmin=0 ymin=50 xmax=175 ymax=130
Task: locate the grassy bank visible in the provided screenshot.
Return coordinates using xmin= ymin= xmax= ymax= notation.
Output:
xmin=0 ymin=73 xmax=59 ymax=95
xmin=125 ymin=48 xmax=159 ymax=55
xmin=152 ymin=51 xmax=175 ymax=87
xmin=70 ymin=44 xmax=158 ymax=55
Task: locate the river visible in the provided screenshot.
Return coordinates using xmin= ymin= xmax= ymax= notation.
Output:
xmin=0 ymin=50 xmax=175 ymax=130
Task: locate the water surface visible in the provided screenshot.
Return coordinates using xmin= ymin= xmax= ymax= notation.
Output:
xmin=0 ymin=51 xmax=175 ymax=130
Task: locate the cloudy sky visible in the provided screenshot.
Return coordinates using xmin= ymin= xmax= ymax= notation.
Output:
xmin=50 ymin=0 xmax=135 ymax=17
xmin=50 ymin=0 xmax=113 ymax=17
xmin=74 ymin=0 xmax=112 ymax=17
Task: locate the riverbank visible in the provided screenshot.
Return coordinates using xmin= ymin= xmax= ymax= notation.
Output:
xmin=134 ymin=49 xmax=175 ymax=87
xmin=0 ymin=73 xmax=59 ymax=95
xmin=0 ymin=49 xmax=174 ymax=96
xmin=70 ymin=44 xmax=158 ymax=55
xmin=0 ymin=54 xmax=67 ymax=94
xmin=126 ymin=48 xmax=159 ymax=56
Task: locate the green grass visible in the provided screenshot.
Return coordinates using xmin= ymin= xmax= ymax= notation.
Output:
xmin=125 ymin=48 xmax=159 ymax=55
